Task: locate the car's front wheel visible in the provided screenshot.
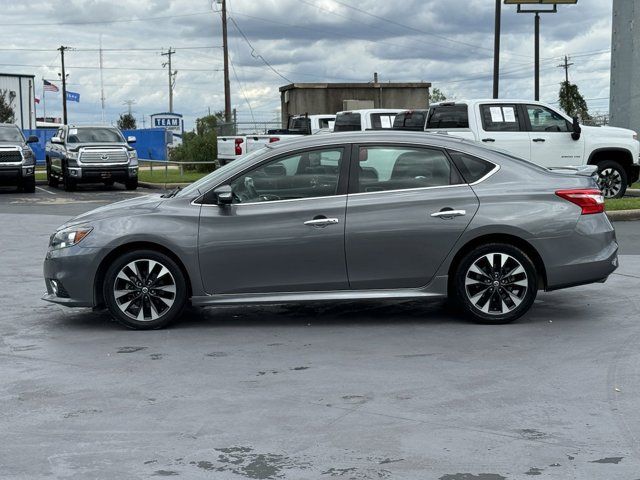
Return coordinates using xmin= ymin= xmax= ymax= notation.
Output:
xmin=454 ymin=243 xmax=538 ymax=324
xmin=103 ymin=250 xmax=187 ymax=329
xmin=124 ymin=178 xmax=138 ymax=191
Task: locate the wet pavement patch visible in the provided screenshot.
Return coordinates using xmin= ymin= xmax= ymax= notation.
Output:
xmin=149 ymin=353 xmax=163 ymax=360
xmin=321 ymin=467 xmax=357 ymax=476
xmin=518 ymin=429 xmax=547 ymax=439
xmin=117 ymin=346 xmax=147 ymax=353
xmin=152 ymin=470 xmax=179 ymax=476
xmin=62 ymin=408 xmax=101 ymax=418
xmin=290 ymin=366 xmax=309 ymax=371
xmin=205 ymin=352 xmax=228 ymax=357
xmin=590 ymin=457 xmax=623 ymax=464
xmin=525 ymin=467 xmax=543 ymax=475
xmin=379 ymin=458 xmax=404 ymax=464
xmin=439 ymin=474 xmax=507 ymax=480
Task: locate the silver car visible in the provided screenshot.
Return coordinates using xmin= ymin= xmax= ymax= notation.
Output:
xmin=43 ymin=132 xmax=618 ymax=329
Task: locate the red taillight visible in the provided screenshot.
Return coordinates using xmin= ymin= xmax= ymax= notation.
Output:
xmin=555 ymin=189 xmax=605 ymax=215
xmin=234 ymin=137 xmax=244 ymax=155
xmin=269 ymin=137 xmax=280 ymax=143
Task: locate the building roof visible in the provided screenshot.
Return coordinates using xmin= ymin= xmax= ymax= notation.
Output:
xmin=0 ymin=73 xmax=36 ymax=78
xmin=279 ymin=82 xmax=432 ymax=92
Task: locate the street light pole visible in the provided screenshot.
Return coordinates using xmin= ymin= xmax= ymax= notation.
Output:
xmin=493 ymin=0 xmax=501 ymax=99
xmin=534 ymin=12 xmax=540 ymax=101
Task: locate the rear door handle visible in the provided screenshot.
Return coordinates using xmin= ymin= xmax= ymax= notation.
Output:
xmin=482 ymin=138 xmax=495 ymax=143
xmin=532 ymin=138 xmax=546 ymax=142
xmin=431 ymin=209 xmax=466 ymax=218
xmin=304 ymin=217 xmax=339 ymax=227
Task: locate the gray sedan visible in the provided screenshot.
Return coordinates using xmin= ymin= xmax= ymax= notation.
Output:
xmin=43 ymin=132 xmax=618 ymax=329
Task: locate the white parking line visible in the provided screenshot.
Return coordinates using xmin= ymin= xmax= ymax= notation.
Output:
xmin=36 ymin=186 xmax=56 ymax=195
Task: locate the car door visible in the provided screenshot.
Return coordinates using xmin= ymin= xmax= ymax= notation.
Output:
xmin=477 ymin=103 xmax=531 ymax=160
xmin=345 ymin=144 xmax=479 ymax=289
xmin=524 ymin=104 xmax=585 ymax=167
xmin=198 ymin=146 xmax=350 ymax=295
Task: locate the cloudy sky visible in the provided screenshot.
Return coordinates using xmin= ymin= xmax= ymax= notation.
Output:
xmin=0 ymin=0 xmax=613 ymax=129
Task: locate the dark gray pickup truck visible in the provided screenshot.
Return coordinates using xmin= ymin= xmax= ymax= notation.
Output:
xmin=0 ymin=123 xmax=38 ymax=193
xmin=45 ymin=125 xmax=138 ymax=191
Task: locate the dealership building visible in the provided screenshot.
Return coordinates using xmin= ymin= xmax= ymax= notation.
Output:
xmin=0 ymin=73 xmax=37 ymax=129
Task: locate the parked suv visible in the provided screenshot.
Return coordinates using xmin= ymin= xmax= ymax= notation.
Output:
xmin=0 ymin=123 xmax=38 ymax=193
xmin=45 ymin=125 xmax=138 ymax=191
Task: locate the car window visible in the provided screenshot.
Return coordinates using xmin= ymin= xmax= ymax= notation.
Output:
xmin=526 ymin=105 xmax=570 ymax=132
xmin=480 ymin=104 xmax=523 ymax=132
xmin=448 ymin=151 xmax=496 ymax=183
xmin=426 ymin=105 xmax=469 ymax=129
xmin=370 ymin=113 xmax=397 ymax=129
xmin=356 ymin=146 xmax=462 ymax=193
xmin=230 ymin=148 xmax=344 ymax=203
xmin=334 ymin=113 xmax=361 ymax=132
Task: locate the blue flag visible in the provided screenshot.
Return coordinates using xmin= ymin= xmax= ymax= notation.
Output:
xmin=66 ymin=91 xmax=80 ymax=102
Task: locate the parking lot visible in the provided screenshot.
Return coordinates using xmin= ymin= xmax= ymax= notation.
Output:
xmin=1 ymin=185 xmax=640 ymax=479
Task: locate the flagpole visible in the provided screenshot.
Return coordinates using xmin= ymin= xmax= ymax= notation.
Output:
xmin=42 ymin=78 xmax=46 ymax=123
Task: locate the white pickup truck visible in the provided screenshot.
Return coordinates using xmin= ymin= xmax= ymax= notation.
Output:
xmin=421 ymin=99 xmax=640 ymax=198
xmin=333 ymin=109 xmax=403 ymax=132
xmin=217 ymin=114 xmax=335 ymax=165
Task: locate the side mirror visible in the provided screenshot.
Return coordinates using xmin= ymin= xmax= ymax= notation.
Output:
xmin=214 ymin=185 xmax=233 ymax=205
xmin=571 ymin=116 xmax=582 ymax=141
xmin=26 ymin=135 xmax=39 ymax=144
xmin=127 ymin=135 xmax=136 ymax=144
xmin=50 ymin=136 xmax=63 ymax=144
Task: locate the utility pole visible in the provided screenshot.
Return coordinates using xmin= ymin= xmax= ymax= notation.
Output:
xmin=161 ymin=48 xmax=177 ymax=113
xmin=557 ymin=55 xmax=574 ymax=84
xmin=58 ymin=46 xmax=68 ymax=124
xmin=99 ymin=35 xmax=106 ymax=124
xmin=493 ymin=0 xmax=501 ymax=99
xmin=221 ymin=0 xmax=232 ymax=124
xmin=123 ymin=99 xmax=136 ymax=115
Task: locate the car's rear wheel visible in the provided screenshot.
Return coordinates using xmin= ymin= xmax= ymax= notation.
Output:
xmin=103 ymin=250 xmax=187 ymax=329
xmin=454 ymin=243 xmax=538 ymax=324
xmin=597 ymin=160 xmax=627 ymax=199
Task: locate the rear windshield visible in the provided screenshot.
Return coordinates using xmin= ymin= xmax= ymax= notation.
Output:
xmin=289 ymin=117 xmax=311 ymax=134
xmin=334 ymin=113 xmax=362 ymax=132
xmin=427 ymin=105 xmax=469 ymax=129
xmin=0 ymin=126 xmax=24 ymax=142
xmin=370 ymin=113 xmax=396 ymax=129
xmin=318 ymin=118 xmax=334 ymax=129
xmin=67 ymin=128 xmax=124 ymax=143
xmin=393 ymin=111 xmax=427 ymax=130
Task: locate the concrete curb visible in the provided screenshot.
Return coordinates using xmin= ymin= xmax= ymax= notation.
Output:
xmin=607 ymin=209 xmax=640 ymax=222
xmin=626 ymin=188 xmax=640 ymax=197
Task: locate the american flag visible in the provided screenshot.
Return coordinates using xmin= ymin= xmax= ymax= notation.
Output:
xmin=43 ymin=80 xmax=59 ymax=93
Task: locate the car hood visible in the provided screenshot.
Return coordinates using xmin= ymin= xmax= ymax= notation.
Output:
xmin=581 ymin=124 xmax=636 ymax=139
xmin=0 ymin=141 xmax=26 ymax=147
xmin=63 ymin=142 xmax=133 ymax=151
xmin=61 ymin=194 xmax=165 ymax=229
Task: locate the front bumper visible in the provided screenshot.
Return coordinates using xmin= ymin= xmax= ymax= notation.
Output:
xmin=42 ymin=245 xmax=104 ymax=307
xmin=67 ymin=165 xmax=138 ymax=183
xmin=0 ymin=165 xmax=34 ymax=186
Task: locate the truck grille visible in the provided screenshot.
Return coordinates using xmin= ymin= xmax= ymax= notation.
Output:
xmin=0 ymin=149 xmax=22 ymax=163
xmin=79 ymin=148 xmax=128 ymax=164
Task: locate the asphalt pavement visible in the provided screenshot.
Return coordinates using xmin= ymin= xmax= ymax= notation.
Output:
xmin=1 ymin=185 xmax=640 ymax=479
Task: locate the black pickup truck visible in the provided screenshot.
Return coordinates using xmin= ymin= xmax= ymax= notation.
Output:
xmin=45 ymin=125 xmax=138 ymax=191
xmin=0 ymin=123 xmax=38 ymax=193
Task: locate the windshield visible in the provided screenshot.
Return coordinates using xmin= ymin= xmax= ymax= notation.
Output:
xmin=177 ymin=148 xmax=268 ymax=198
xmin=393 ymin=111 xmax=427 ymax=130
xmin=0 ymin=126 xmax=24 ymax=142
xmin=67 ymin=128 xmax=124 ymax=143
xmin=334 ymin=113 xmax=362 ymax=132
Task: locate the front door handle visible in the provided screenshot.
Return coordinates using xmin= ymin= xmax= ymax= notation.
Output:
xmin=431 ymin=209 xmax=466 ymax=219
xmin=532 ymin=138 xmax=546 ymax=142
xmin=304 ymin=217 xmax=340 ymax=227
xmin=482 ymin=138 xmax=496 ymax=143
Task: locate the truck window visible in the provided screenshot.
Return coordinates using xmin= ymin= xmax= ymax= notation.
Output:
xmin=393 ymin=111 xmax=427 ymax=130
xmin=526 ymin=105 xmax=570 ymax=132
xmin=426 ymin=105 xmax=469 ymax=129
xmin=288 ymin=117 xmax=311 ymax=134
xmin=480 ymin=104 xmax=523 ymax=132
xmin=370 ymin=113 xmax=396 ymax=129
xmin=318 ymin=118 xmax=334 ymax=129
xmin=334 ymin=113 xmax=362 ymax=132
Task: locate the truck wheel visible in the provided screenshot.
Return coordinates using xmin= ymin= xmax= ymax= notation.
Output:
xmin=62 ymin=167 xmax=77 ymax=192
xmin=597 ymin=160 xmax=627 ymax=199
xmin=21 ymin=177 xmax=36 ymax=193
xmin=46 ymin=160 xmax=58 ymax=187
xmin=454 ymin=243 xmax=538 ymax=324
xmin=124 ymin=179 xmax=138 ymax=191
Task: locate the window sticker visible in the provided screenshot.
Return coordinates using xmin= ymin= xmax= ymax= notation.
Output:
xmin=380 ymin=116 xmax=392 ymax=128
xmin=69 ymin=128 xmax=78 ymax=135
xmin=490 ymin=107 xmax=504 ymax=123
xmin=502 ymin=107 xmax=516 ymax=123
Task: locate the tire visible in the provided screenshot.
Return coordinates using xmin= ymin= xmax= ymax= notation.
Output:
xmin=124 ymin=178 xmax=138 ymax=191
xmin=103 ymin=249 xmax=187 ymax=330
xmin=62 ymin=167 xmax=76 ymax=192
xmin=454 ymin=243 xmax=538 ymax=324
xmin=597 ymin=160 xmax=627 ymax=199
xmin=46 ymin=160 xmax=59 ymax=187
xmin=21 ymin=177 xmax=36 ymax=193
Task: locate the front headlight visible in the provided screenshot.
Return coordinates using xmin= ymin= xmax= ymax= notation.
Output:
xmin=127 ymin=150 xmax=138 ymax=166
xmin=67 ymin=151 xmax=79 ymax=160
xmin=49 ymin=226 xmax=93 ymax=250
xmin=22 ymin=149 xmax=35 ymax=165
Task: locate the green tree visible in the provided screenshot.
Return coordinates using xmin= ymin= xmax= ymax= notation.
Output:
xmin=429 ymin=87 xmax=447 ymax=104
xmin=0 ymin=89 xmax=15 ymax=123
xmin=169 ymin=114 xmax=218 ymax=173
xmin=559 ymin=81 xmax=590 ymax=121
xmin=117 ymin=113 xmax=137 ymax=130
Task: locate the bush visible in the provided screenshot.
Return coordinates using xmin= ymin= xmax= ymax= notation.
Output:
xmin=169 ymin=129 xmax=219 ymax=173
